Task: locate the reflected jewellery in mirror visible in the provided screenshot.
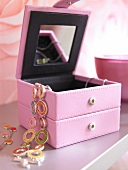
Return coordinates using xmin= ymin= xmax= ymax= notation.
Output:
xmin=35 ymin=25 xmax=76 ymax=65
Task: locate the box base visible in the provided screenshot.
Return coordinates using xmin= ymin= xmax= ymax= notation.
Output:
xmin=18 ymin=103 xmax=120 ymax=148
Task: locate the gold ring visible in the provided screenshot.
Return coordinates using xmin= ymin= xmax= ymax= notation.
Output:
xmin=29 ymin=117 xmax=36 ymax=129
xmin=32 ymin=87 xmax=37 ymax=99
xmin=36 ymin=100 xmax=48 ymax=116
xmin=85 ymin=78 xmax=94 ymax=88
xmin=35 ymin=83 xmax=42 ymax=88
xmin=13 ymin=147 xmax=28 ymax=156
xmin=27 ymin=149 xmax=44 ymax=161
xmin=31 ymin=101 xmax=37 ymax=115
xmin=35 ymin=129 xmax=48 ymax=145
xmin=35 ymin=83 xmax=46 ymax=99
xmin=34 ymin=144 xmax=45 ymax=151
xmin=20 ymin=142 xmax=31 ymax=149
xmin=45 ymin=85 xmax=52 ymax=91
xmin=39 ymin=117 xmax=47 ymax=129
xmin=23 ymin=129 xmax=36 ymax=143
xmin=103 ymin=79 xmax=108 ymax=85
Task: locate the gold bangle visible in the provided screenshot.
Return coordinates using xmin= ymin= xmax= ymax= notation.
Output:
xmin=36 ymin=100 xmax=48 ymax=116
xmin=23 ymin=129 xmax=36 ymax=143
xmin=27 ymin=149 xmax=44 ymax=161
xmin=35 ymin=129 xmax=48 ymax=145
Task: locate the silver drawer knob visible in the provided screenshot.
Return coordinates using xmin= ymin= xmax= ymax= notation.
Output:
xmin=88 ymin=97 xmax=96 ymax=105
xmin=88 ymin=122 xmax=96 ymax=131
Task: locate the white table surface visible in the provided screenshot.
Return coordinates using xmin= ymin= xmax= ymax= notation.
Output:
xmin=0 ymin=102 xmax=128 ymax=170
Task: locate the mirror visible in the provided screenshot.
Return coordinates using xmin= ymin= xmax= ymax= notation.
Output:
xmin=35 ymin=25 xmax=76 ymax=65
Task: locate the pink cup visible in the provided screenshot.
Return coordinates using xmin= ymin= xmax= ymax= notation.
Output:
xmin=95 ymin=55 xmax=128 ymax=101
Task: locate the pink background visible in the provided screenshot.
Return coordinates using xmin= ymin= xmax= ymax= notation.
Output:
xmin=1 ymin=0 xmax=128 ymax=105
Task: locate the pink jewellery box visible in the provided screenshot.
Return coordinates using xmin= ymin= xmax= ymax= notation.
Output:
xmin=16 ymin=4 xmax=121 ymax=148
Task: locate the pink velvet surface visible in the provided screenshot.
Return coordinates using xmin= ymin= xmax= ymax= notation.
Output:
xmin=1 ymin=0 xmax=128 ymax=105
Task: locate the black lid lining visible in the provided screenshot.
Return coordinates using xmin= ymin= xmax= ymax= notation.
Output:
xmin=22 ymin=11 xmax=88 ymax=79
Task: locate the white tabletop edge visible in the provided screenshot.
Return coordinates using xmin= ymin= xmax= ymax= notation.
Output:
xmin=81 ymin=134 xmax=128 ymax=170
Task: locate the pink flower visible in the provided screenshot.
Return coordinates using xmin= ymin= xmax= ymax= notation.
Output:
xmin=0 ymin=0 xmax=29 ymax=105
xmin=0 ymin=0 xmax=59 ymax=105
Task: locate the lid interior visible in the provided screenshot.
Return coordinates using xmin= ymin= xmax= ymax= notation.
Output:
xmin=21 ymin=10 xmax=89 ymax=79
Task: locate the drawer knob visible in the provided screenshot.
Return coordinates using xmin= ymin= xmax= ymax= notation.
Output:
xmin=88 ymin=122 xmax=96 ymax=131
xmin=88 ymin=97 xmax=96 ymax=105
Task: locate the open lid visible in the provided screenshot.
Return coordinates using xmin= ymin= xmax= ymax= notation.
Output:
xmin=16 ymin=5 xmax=90 ymax=79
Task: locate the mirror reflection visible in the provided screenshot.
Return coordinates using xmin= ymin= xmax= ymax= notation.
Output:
xmin=35 ymin=25 xmax=76 ymax=65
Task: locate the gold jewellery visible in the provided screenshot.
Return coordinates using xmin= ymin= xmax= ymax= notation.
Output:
xmin=0 ymin=124 xmax=16 ymax=150
xmin=85 ymin=78 xmax=108 ymax=88
xmin=36 ymin=41 xmax=62 ymax=64
xmin=13 ymin=83 xmax=51 ymax=168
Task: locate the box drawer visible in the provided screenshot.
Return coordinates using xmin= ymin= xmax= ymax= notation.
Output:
xmin=18 ymin=102 xmax=120 ymax=148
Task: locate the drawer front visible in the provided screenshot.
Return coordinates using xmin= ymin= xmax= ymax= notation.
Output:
xmin=17 ymin=79 xmax=121 ymax=121
xmin=47 ymin=107 xmax=120 ymax=148
xmin=18 ymin=102 xmax=120 ymax=148
xmin=55 ymin=83 xmax=121 ymax=120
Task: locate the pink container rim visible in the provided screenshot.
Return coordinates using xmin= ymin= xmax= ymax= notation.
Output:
xmin=95 ymin=55 xmax=128 ymax=63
